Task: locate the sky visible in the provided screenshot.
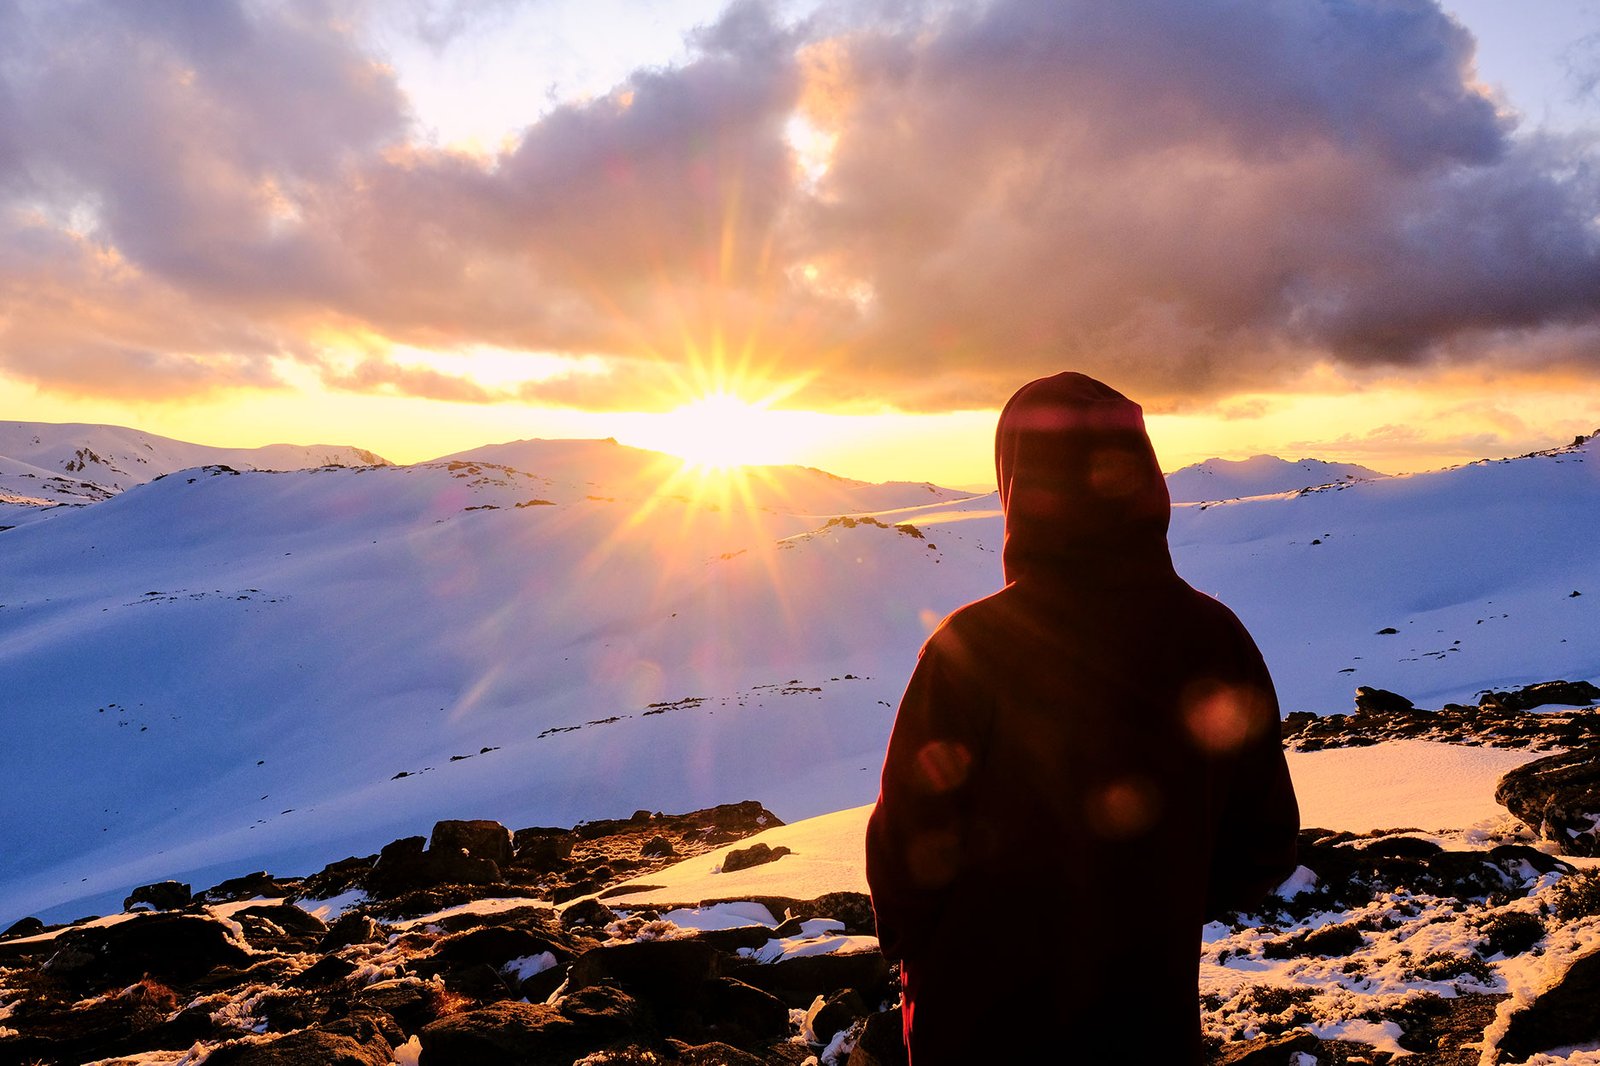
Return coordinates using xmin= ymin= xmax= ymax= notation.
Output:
xmin=1 ymin=0 xmax=1598 ymax=486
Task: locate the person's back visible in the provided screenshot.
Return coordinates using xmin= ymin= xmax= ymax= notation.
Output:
xmin=866 ymin=372 xmax=1299 ymax=1062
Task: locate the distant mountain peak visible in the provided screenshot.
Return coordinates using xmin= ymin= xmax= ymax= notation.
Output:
xmin=1165 ymin=455 xmax=1387 ymax=503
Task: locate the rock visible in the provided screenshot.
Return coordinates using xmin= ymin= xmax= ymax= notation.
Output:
xmin=2 ymin=916 xmax=45 ymax=939
xmin=290 ymin=953 xmax=360 ymax=987
xmin=369 ymin=836 xmax=427 ymax=895
xmin=1354 ymin=686 xmax=1415 ymax=713
xmin=298 ymin=854 xmax=376 ymax=900
xmin=666 ymin=1040 xmax=768 ymax=1064
xmin=1213 ymin=1028 xmax=1320 ymax=1064
xmin=1360 ymin=836 xmax=1441 ymax=859
xmin=196 ymin=871 xmax=288 ymax=903
xmin=694 ymin=976 xmax=790 ymax=1044
xmin=722 ymin=843 xmax=791 ymax=873
xmin=689 ymin=924 xmax=776 ymax=953
xmin=123 ymin=880 xmax=192 ymax=911
xmin=321 ymin=912 xmax=383 ymax=951
xmin=368 ymin=833 xmax=505 ymax=897
xmin=357 ymin=979 xmax=447 ymax=1032
xmin=431 ymin=819 xmax=515 ymax=867
xmin=422 ymin=925 xmax=572 ymax=974
xmin=418 ymin=1000 xmax=581 ymax=1065
xmin=567 ymin=939 xmax=722 ymax=1009
xmin=1496 ymin=942 xmax=1600 ymax=1062
xmin=845 ymin=1007 xmax=908 ymax=1066
xmin=1488 ymin=843 xmax=1571 ymax=878
xmin=206 ymin=1028 xmax=393 ymax=1066
xmin=1480 ymin=680 xmax=1600 ymax=712
xmin=560 ymin=898 xmax=616 ymax=931
xmin=518 ymin=960 xmax=569 ymax=1003
xmin=1495 ymin=745 xmax=1600 ymax=856
xmin=512 ymin=826 xmax=576 ymax=871
xmin=808 ymin=988 xmax=868 ymax=1045
xmin=640 ymin=835 xmax=676 ymax=858
xmin=234 ymin=903 xmax=328 ymax=940
xmin=553 ymin=878 xmax=601 ymax=903
xmin=559 ymin=983 xmax=651 ymax=1042
xmin=43 ymin=913 xmax=252 ymax=989
xmin=736 ymin=949 xmax=893 ymax=1009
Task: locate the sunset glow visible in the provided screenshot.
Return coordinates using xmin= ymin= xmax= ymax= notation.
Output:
xmin=0 ymin=1 xmax=1595 ymax=482
xmin=651 ymin=393 xmax=782 ymax=471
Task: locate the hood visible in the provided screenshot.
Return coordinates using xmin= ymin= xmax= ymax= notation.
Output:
xmin=995 ymin=372 xmax=1174 ymax=584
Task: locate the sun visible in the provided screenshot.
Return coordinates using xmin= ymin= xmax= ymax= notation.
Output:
xmin=654 ymin=391 xmax=781 ymax=472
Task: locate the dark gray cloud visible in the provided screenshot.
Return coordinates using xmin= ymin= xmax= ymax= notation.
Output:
xmin=1 ymin=0 xmax=1597 ymax=410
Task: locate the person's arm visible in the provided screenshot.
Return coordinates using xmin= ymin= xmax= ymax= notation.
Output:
xmin=1205 ymin=635 xmax=1300 ymax=917
xmin=866 ymin=632 xmax=988 ymax=963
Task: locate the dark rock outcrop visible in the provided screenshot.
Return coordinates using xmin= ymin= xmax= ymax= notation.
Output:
xmin=43 ymin=913 xmax=253 ymax=990
xmin=123 ymin=880 xmax=192 ymax=912
xmin=431 ymin=819 xmax=515 ymax=867
xmin=1354 ymin=686 xmax=1415 ymax=713
xmin=1479 ymin=680 xmax=1600 ymax=712
xmin=722 ymin=842 xmax=791 ymax=872
xmin=1496 ymin=943 xmax=1600 ymax=1062
xmin=1495 ymin=745 xmax=1600 ymax=856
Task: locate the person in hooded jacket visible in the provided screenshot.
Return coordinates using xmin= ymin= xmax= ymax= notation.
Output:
xmin=866 ymin=372 xmax=1300 ymax=1063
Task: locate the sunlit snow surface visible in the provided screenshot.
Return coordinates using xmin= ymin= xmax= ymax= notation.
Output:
xmin=1 ymin=433 xmax=1596 ymax=925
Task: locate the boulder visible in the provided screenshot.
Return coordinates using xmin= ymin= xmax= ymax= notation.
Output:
xmin=431 ymin=819 xmax=515 ymax=867
xmin=321 ymin=913 xmax=383 ymax=951
xmin=356 ymin=979 xmax=447 ymax=1032
xmin=736 ymin=949 xmax=892 ymax=1009
xmin=297 ymin=854 xmax=376 ymax=899
xmin=368 ymin=833 xmax=504 ymax=897
xmin=512 ymin=826 xmax=576 ymax=870
xmin=418 ymin=1000 xmax=581 ymax=1065
xmin=289 ymin=954 xmax=360 ymax=987
xmin=1480 ymin=680 xmax=1600 ymax=712
xmin=1354 ymin=686 xmax=1415 ymax=714
xmin=43 ymin=913 xmax=252 ymax=989
xmin=422 ymin=925 xmax=572 ymax=974
xmin=1495 ymin=745 xmax=1600 ymax=856
xmin=196 ymin=871 xmax=288 ymax=903
xmin=695 ymin=976 xmax=790 ymax=1045
xmin=123 ymin=880 xmax=192 ymax=912
xmin=559 ymin=984 xmax=651 ymax=1042
xmin=2 ymin=916 xmax=45 ymax=939
xmin=560 ymin=898 xmax=616 ymax=931
xmin=845 ymin=1007 xmax=908 ymax=1066
xmin=722 ymin=843 xmax=791 ymax=873
xmin=640 ymin=835 xmax=677 ymax=858
xmin=1496 ymin=942 xmax=1600 ymax=1062
xmin=567 ymin=939 xmax=722 ymax=1009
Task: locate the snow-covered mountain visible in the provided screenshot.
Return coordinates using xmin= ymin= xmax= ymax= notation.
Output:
xmin=0 ymin=426 xmax=1595 ymax=925
xmin=0 ymin=421 xmax=387 ymax=520
xmin=1166 ymin=454 xmax=1387 ymax=502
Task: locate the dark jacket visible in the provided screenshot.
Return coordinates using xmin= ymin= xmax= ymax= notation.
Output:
xmin=865 ymin=372 xmax=1299 ymax=1063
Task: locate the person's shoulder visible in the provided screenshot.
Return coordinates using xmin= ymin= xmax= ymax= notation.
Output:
xmin=924 ymin=585 xmax=1019 ymax=640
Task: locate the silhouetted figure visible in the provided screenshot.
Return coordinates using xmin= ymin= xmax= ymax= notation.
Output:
xmin=866 ymin=373 xmax=1299 ymax=1063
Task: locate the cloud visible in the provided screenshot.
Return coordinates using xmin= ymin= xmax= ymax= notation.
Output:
xmin=323 ymin=357 xmax=499 ymax=403
xmin=2 ymin=0 xmax=1599 ymax=412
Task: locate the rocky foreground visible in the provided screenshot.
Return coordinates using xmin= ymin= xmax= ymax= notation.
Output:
xmin=3 ymin=683 xmax=1600 ymax=1065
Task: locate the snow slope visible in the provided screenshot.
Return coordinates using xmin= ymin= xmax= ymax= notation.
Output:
xmin=0 ymin=431 xmax=1595 ymax=924
xmin=1172 ymin=436 xmax=1599 ymax=714
xmin=1166 ymin=454 xmax=1386 ymax=502
xmin=0 ymin=420 xmax=387 ymax=520
xmin=598 ymin=740 xmax=1555 ymax=910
